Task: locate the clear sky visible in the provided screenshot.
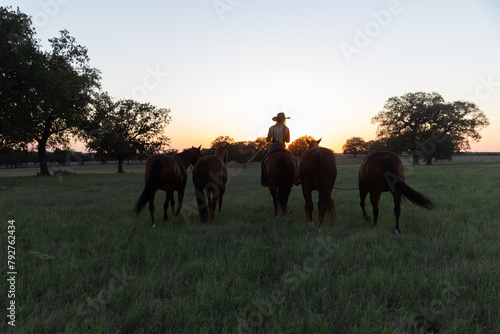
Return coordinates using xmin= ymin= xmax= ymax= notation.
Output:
xmin=9 ymin=0 xmax=500 ymax=152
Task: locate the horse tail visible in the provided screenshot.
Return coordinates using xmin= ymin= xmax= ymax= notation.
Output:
xmin=134 ymin=159 xmax=161 ymax=214
xmin=277 ymin=155 xmax=288 ymax=213
xmin=315 ymin=151 xmax=336 ymax=219
xmin=193 ymin=158 xmax=208 ymax=222
xmin=381 ymin=156 xmax=435 ymax=210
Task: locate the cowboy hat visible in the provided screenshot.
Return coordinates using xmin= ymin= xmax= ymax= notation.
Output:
xmin=272 ymin=112 xmax=290 ymax=122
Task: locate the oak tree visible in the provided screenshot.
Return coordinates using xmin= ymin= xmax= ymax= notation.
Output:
xmin=83 ymin=93 xmax=171 ymax=173
xmin=0 ymin=7 xmax=101 ymax=175
xmin=371 ymin=92 xmax=489 ymax=164
xmin=342 ymin=137 xmax=367 ymax=157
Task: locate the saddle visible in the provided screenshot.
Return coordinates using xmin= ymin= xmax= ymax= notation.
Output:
xmin=262 ymin=148 xmax=292 ymax=166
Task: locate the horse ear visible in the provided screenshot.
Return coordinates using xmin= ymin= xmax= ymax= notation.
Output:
xmin=224 ymin=142 xmax=229 ymax=148
xmin=198 ymin=145 xmax=202 ymax=150
xmin=306 ymin=139 xmax=311 ymax=144
xmin=318 ymin=138 xmax=322 ymax=144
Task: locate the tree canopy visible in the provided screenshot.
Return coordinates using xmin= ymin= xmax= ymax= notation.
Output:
xmin=371 ymin=92 xmax=489 ymax=164
xmin=1 ymin=6 xmax=173 ymax=174
xmin=0 ymin=6 xmax=101 ymax=175
xmin=288 ymin=135 xmax=317 ymax=158
xmin=342 ymin=137 xmax=367 ymax=157
xmin=210 ymin=136 xmax=235 ymax=148
xmin=82 ymin=93 xmax=171 ymax=173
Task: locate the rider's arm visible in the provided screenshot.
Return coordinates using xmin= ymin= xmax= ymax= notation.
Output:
xmin=267 ymin=126 xmax=273 ymax=142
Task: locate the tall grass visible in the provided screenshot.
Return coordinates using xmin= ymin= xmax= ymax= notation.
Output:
xmin=1 ymin=163 xmax=499 ymax=333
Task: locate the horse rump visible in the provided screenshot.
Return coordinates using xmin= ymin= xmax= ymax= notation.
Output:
xmin=314 ymin=150 xmax=336 ymax=220
xmin=134 ymin=159 xmax=162 ymax=214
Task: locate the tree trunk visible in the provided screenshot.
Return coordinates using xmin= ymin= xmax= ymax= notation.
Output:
xmin=412 ymin=151 xmax=420 ymax=165
xmin=117 ymin=157 xmax=124 ymax=173
xmin=37 ymin=139 xmax=50 ymax=176
xmin=426 ymin=156 xmax=433 ymax=165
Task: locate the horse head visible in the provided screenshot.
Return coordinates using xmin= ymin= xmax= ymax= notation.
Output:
xmin=178 ymin=145 xmax=203 ymax=167
xmin=306 ymin=137 xmax=322 ymax=149
xmin=215 ymin=142 xmax=229 ymax=163
xmin=191 ymin=145 xmax=203 ymax=164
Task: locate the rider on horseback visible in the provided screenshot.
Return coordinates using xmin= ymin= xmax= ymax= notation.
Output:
xmin=261 ymin=112 xmax=300 ymax=187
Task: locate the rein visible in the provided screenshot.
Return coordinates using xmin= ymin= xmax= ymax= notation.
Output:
xmin=333 ymin=186 xmax=359 ymax=191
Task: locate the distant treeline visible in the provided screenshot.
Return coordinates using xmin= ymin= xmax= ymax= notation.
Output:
xmin=0 ymin=149 xmax=154 ymax=168
xmin=0 ymin=142 xmax=266 ymax=169
xmin=3 ymin=143 xmax=497 ymax=169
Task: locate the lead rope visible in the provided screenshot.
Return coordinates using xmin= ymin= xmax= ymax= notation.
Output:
xmin=244 ymin=143 xmax=268 ymax=164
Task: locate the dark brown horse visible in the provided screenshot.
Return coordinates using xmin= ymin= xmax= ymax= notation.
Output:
xmin=298 ymin=138 xmax=337 ymax=231
xmin=192 ymin=143 xmax=229 ymax=223
xmin=358 ymin=151 xmax=436 ymax=233
xmin=265 ymin=149 xmax=295 ymax=217
xmin=134 ymin=146 xmax=203 ymax=227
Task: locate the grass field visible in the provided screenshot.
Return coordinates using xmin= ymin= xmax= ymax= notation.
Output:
xmin=1 ymin=160 xmax=500 ymax=333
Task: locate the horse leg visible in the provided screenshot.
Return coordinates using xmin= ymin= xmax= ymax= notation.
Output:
xmin=210 ymin=192 xmax=218 ymax=224
xmin=163 ymin=198 xmax=169 ymax=221
xmin=318 ymin=199 xmax=326 ymax=232
xmin=369 ymin=192 xmax=380 ymax=228
xmin=280 ymin=188 xmax=289 ymax=216
xmin=175 ymin=189 xmax=184 ymax=217
xmin=206 ymin=188 xmax=217 ymax=224
xmin=148 ymin=196 xmax=156 ymax=228
xmin=270 ymin=187 xmax=279 ymax=218
xmin=360 ymin=188 xmax=371 ymax=224
xmin=393 ymin=192 xmax=402 ymax=234
xmin=211 ymin=191 xmax=218 ymax=223
xmin=170 ymin=196 xmax=175 ymax=215
xmin=218 ymin=187 xmax=225 ymax=212
xmin=164 ymin=190 xmax=174 ymax=221
xmin=302 ymin=188 xmax=314 ymax=228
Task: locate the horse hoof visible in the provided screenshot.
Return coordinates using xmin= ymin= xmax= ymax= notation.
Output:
xmin=151 ymin=224 xmax=156 ymax=228
xmin=394 ymin=229 xmax=401 ymax=234
xmin=318 ymin=228 xmax=322 ymax=233
xmin=307 ymin=221 xmax=315 ymax=229
xmin=275 ymin=215 xmax=280 ymax=219
xmin=363 ymin=216 xmax=372 ymax=224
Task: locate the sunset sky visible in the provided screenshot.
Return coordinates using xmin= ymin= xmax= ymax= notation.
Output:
xmin=11 ymin=0 xmax=500 ymax=152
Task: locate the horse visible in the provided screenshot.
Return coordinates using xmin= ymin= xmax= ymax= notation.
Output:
xmin=265 ymin=148 xmax=295 ymax=217
xmin=192 ymin=143 xmax=229 ymax=223
xmin=134 ymin=146 xmax=203 ymax=227
xmin=358 ymin=151 xmax=436 ymax=233
xmin=298 ymin=138 xmax=337 ymax=231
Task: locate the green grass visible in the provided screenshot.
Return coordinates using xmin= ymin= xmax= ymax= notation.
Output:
xmin=1 ymin=163 xmax=500 ymax=333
